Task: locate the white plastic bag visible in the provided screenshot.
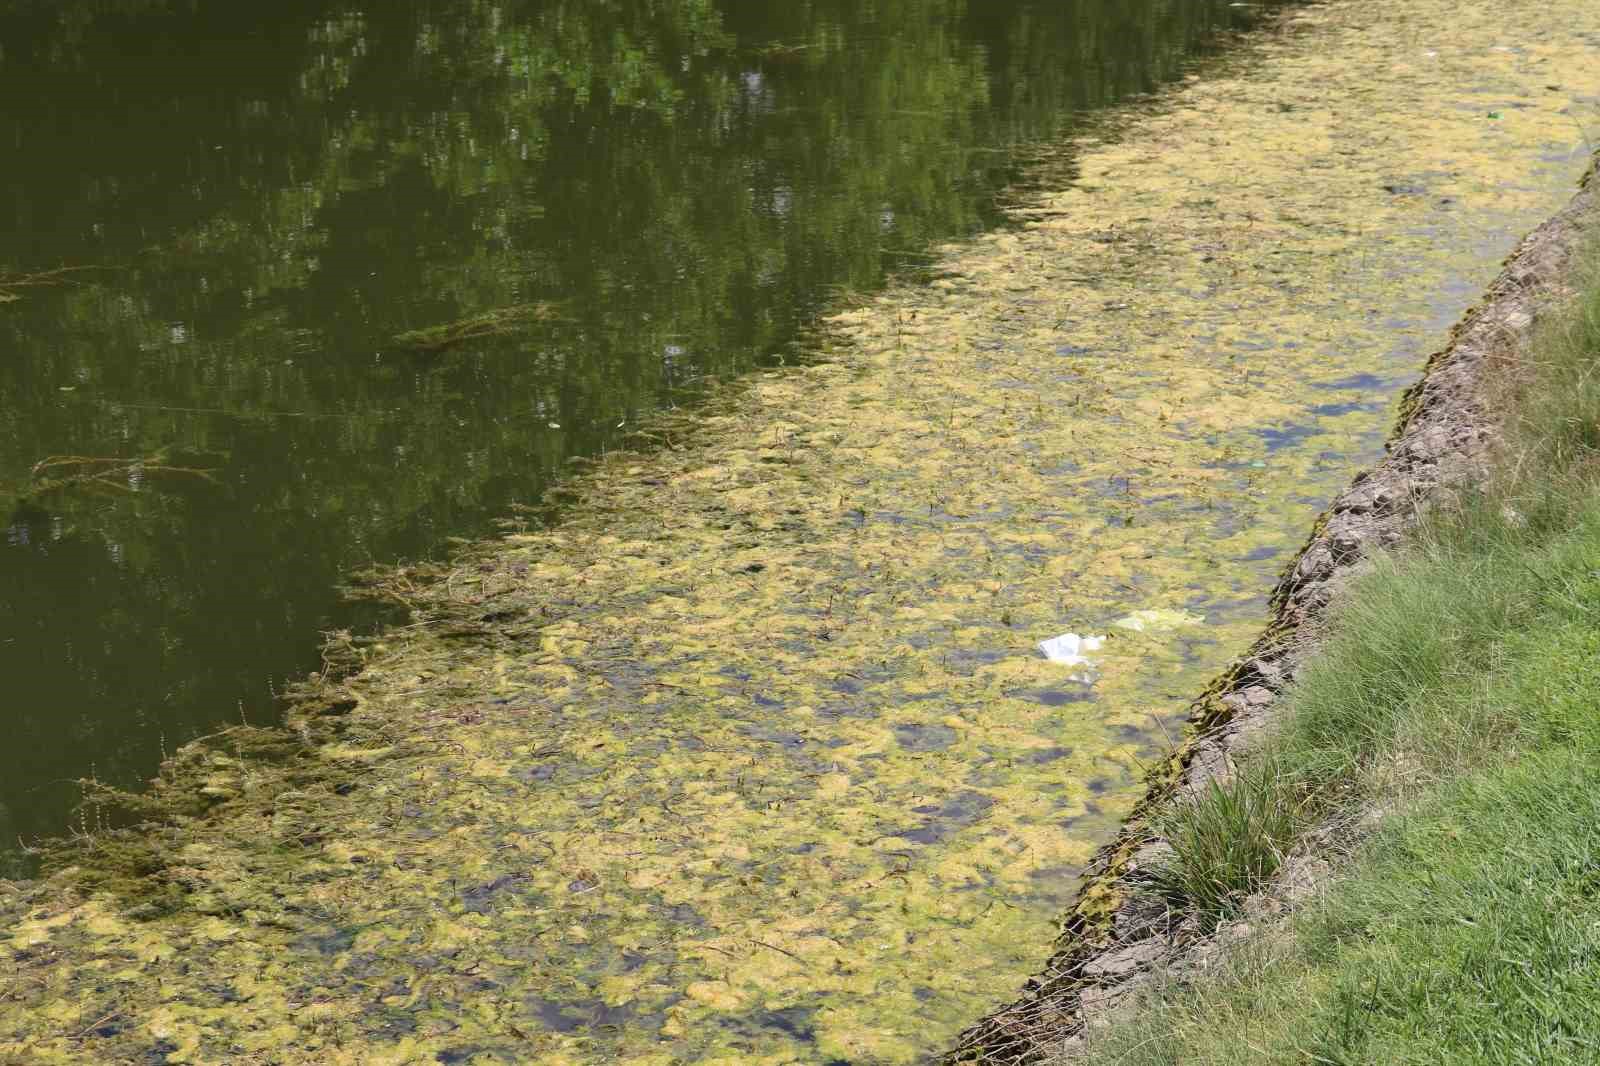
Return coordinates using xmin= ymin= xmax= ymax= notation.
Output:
xmin=1038 ymin=632 xmax=1104 ymax=666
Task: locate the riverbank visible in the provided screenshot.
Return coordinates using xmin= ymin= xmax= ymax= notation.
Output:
xmin=4 ymin=1 xmax=1599 ymax=1063
xmin=956 ymin=151 xmax=1600 ymax=1064
xmin=1062 ymin=166 xmax=1600 ymax=1064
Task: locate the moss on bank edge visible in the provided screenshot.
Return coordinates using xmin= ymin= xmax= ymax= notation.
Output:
xmin=1077 ymin=230 xmax=1600 ymax=1063
xmin=3 ymin=2 xmax=1600 ymax=1064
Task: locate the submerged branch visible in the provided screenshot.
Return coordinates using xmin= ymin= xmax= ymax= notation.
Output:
xmin=392 ymin=301 xmax=564 ymax=353
xmin=27 ymin=454 xmax=220 ymax=497
xmin=0 ymin=265 xmax=114 ymax=304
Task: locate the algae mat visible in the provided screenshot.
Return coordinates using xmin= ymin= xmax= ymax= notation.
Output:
xmin=4 ymin=2 xmax=1599 ymax=1063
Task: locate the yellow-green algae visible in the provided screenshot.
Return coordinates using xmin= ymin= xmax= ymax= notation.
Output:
xmin=4 ymin=2 xmax=1599 ymax=1063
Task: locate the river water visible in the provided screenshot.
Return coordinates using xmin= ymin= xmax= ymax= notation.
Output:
xmin=0 ymin=0 xmax=1281 ymax=867
xmin=3 ymin=1 xmax=1599 ymax=1063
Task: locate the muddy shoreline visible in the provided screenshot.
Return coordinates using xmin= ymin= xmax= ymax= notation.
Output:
xmin=952 ymin=152 xmax=1600 ymax=1064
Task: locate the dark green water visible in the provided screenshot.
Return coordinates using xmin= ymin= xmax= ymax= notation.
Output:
xmin=0 ymin=0 xmax=1279 ymax=871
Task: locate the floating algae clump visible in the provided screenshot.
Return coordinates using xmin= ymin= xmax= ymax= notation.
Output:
xmin=3 ymin=1 xmax=1598 ymax=1062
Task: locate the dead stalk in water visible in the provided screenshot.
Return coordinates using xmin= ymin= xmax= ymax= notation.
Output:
xmin=28 ymin=455 xmax=219 ymax=494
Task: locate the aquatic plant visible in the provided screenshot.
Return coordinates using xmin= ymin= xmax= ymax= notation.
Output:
xmin=392 ymin=303 xmax=565 ymax=353
xmin=0 ymin=266 xmax=106 ymax=304
xmin=27 ymin=454 xmax=218 ymax=497
xmin=4 ymin=0 xmax=1598 ymax=1062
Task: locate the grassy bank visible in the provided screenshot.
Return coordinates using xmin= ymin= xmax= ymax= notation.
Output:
xmin=1079 ymin=235 xmax=1600 ymax=1063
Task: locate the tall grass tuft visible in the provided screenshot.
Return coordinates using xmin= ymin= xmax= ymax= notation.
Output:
xmin=1152 ymin=759 xmax=1300 ymax=926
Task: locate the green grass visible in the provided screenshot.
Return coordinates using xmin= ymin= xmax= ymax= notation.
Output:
xmin=1152 ymin=758 xmax=1301 ymax=923
xmin=1077 ymin=237 xmax=1600 ymax=1063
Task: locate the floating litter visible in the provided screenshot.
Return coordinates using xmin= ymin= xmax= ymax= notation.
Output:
xmin=1113 ymin=608 xmax=1204 ymax=633
xmin=1038 ymin=632 xmax=1104 ymax=666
